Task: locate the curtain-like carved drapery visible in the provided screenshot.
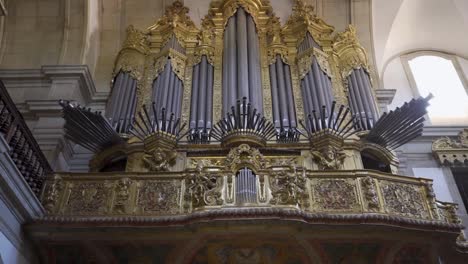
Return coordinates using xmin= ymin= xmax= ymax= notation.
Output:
xmin=347 ymin=68 xmax=378 ymax=130
xmin=152 ymin=60 xmax=184 ymax=119
xmin=269 ymin=55 xmax=297 ymax=130
xmin=299 ymin=33 xmax=334 ymax=127
xmin=106 ymin=72 xmax=138 ymax=133
xmin=189 ymin=55 xmax=214 ymax=140
xmin=222 ymin=8 xmax=263 ymax=115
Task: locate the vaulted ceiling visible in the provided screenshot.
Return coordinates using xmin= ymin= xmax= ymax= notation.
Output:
xmin=373 ymin=0 xmax=468 ymax=76
xmin=1 ymin=0 xmax=466 ymax=90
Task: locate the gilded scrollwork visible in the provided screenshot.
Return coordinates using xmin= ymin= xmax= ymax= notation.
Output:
xmin=122 ymin=25 xmax=149 ymax=54
xmin=432 ymin=129 xmax=468 ymax=166
xmin=269 ymin=170 xmax=309 ymax=208
xmin=266 ymin=16 xmax=289 ymax=65
xmin=185 ymin=171 xmax=223 ymax=209
xmin=67 ymin=182 xmax=110 ymax=214
xmin=333 ymin=25 xmax=370 ymax=80
xmin=225 ymin=144 xmax=266 ymax=172
xmin=137 ymin=181 xmax=180 ymax=214
xmin=380 ymin=181 xmax=429 ymax=219
xmin=311 ymin=179 xmax=359 ymax=211
xmin=360 ymin=176 xmax=380 ymax=212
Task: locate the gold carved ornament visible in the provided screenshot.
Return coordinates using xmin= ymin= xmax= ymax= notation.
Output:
xmin=333 ymin=25 xmax=370 ymax=80
xmin=380 ymin=181 xmax=429 ymax=219
xmin=137 ymin=180 xmax=181 ymax=214
xmin=269 ymin=169 xmax=310 ymax=209
xmin=297 ymin=48 xmax=332 ymax=80
xmin=224 ymin=144 xmax=266 ymax=173
xmin=266 ymin=16 xmax=290 ymax=65
xmin=112 ymin=25 xmax=149 ymax=81
xmin=184 ymin=166 xmax=224 ymax=210
xmin=147 ymin=1 xmax=199 ymax=49
xmin=310 ymin=178 xmax=359 ymax=211
xmin=432 ymin=128 xmax=468 ymax=166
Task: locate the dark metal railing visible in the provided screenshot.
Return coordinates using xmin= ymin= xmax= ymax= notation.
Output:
xmin=0 ymin=80 xmax=52 ymax=197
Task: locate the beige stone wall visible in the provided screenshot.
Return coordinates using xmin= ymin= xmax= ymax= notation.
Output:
xmin=0 ymin=0 xmax=374 ymax=92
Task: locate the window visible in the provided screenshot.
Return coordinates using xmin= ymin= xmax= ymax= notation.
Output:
xmin=406 ymin=55 xmax=468 ymax=124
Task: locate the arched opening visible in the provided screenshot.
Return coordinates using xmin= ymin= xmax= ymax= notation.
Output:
xmin=236 ymin=167 xmax=257 ymax=204
xmin=99 ymin=156 xmax=128 ymax=172
xmin=361 ymin=150 xmax=391 ymax=173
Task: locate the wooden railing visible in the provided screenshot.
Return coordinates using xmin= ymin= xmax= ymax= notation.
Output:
xmin=0 ymin=80 xmax=52 ymax=196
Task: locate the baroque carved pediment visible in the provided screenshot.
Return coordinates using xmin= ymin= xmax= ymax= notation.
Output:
xmin=432 ymin=129 xmax=468 ymax=166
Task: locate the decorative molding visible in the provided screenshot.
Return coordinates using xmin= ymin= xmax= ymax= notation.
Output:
xmin=432 ymin=128 xmax=468 ymax=166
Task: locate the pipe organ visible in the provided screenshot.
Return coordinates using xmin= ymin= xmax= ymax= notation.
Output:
xmin=45 ymin=2 xmax=468 ymax=261
xmin=60 ymin=0 xmax=431 ymax=178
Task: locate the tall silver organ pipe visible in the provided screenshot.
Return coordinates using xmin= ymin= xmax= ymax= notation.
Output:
xmin=298 ymin=33 xmax=334 ymax=128
xmin=222 ymin=8 xmax=263 ymax=115
xmin=347 ymin=68 xmax=379 ymax=130
xmin=236 ymin=168 xmax=257 ymax=204
xmin=152 ymin=61 xmax=184 ymax=119
xmin=106 ymin=72 xmax=138 ymax=133
xmin=189 ymin=55 xmax=214 ymax=141
xmin=269 ymin=55 xmax=297 ymax=130
xmin=151 ymin=36 xmax=185 ymax=119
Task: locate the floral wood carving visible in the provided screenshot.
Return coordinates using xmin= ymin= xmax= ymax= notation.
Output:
xmin=269 ymin=170 xmax=309 ymax=208
xmin=224 ymin=144 xmax=266 ymax=172
xmin=185 ymin=171 xmax=223 ymax=209
xmin=380 ymin=181 xmax=429 ymax=219
xmin=137 ymin=181 xmax=180 ymax=214
xmin=67 ymin=183 xmax=109 ymax=214
xmin=312 ymin=179 xmax=358 ymax=211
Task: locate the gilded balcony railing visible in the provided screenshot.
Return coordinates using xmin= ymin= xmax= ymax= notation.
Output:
xmin=40 ymin=168 xmax=461 ymax=231
xmin=0 ymin=80 xmax=52 ymax=196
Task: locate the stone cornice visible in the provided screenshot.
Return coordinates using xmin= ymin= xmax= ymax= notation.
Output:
xmin=0 ymin=65 xmax=108 ymax=105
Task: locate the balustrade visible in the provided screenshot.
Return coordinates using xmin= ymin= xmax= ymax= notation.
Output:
xmin=0 ymin=80 xmax=52 ymax=196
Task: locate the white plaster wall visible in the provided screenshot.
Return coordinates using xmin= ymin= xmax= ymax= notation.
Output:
xmin=413 ymin=168 xmax=454 ymax=203
xmin=0 ymin=232 xmax=28 ymax=264
xmin=382 ymin=57 xmax=413 ymax=111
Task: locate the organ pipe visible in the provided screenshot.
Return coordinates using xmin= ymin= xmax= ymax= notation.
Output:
xmin=347 ymin=68 xmax=379 ymax=130
xmin=223 ymin=8 xmax=263 ymax=115
xmin=106 ymin=72 xmax=138 ymax=134
xmin=269 ymin=55 xmax=297 ymax=130
xmin=189 ymin=55 xmax=214 ymax=143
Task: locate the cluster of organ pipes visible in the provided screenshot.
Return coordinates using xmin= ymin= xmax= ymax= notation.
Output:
xmin=211 ymin=97 xmax=277 ymax=142
xmin=106 ymin=72 xmax=138 ymax=134
xmin=129 ymin=103 xmax=186 ymax=141
xmin=236 ymin=168 xmax=257 ymax=204
xmin=58 ymin=5 xmax=436 ymax=156
xmin=299 ymin=101 xmax=359 ymax=140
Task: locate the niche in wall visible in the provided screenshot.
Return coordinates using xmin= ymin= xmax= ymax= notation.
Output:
xmin=361 ymin=150 xmax=391 ymax=173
